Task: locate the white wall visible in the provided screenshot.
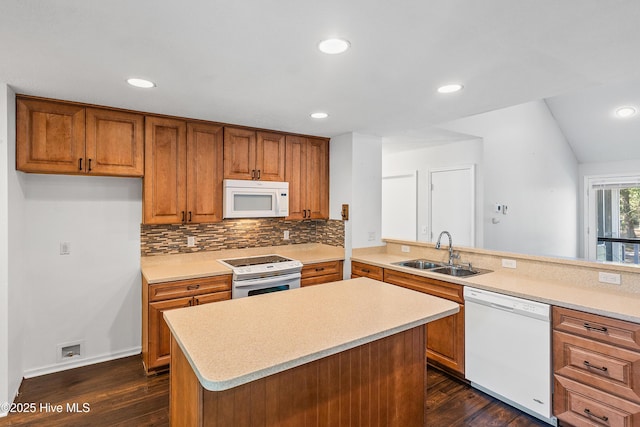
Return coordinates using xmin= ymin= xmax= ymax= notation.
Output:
xmin=1 ymin=84 xmax=23 ymax=416
xmin=329 ymin=133 xmax=353 ymax=277
xmin=21 ymin=174 xmax=142 ymax=376
xmin=439 ymin=100 xmax=579 ymax=258
xmin=351 ymin=133 xmax=382 ymax=248
xmin=382 ymin=138 xmax=484 ymax=247
xmin=5 ymin=85 xmax=24 ymax=411
xmin=329 ymin=132 xmax=382 ymax=277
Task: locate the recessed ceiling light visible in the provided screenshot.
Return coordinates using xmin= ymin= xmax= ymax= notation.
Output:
xmin=615 ymin=106 xmax=636 ymax=118
xmin=437 ymin=83 xmax=464 ymax=94
xmin=310 ymin=112 xmax=329 ymax=119
xmin=126 ymin=78 xmax=156 ymax=88
xmin=318 ymin=38 xmax=350 ymax=54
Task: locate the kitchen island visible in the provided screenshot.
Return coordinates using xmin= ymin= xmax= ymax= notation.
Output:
xmin=164 ymin=277 xmax=459 ymax=426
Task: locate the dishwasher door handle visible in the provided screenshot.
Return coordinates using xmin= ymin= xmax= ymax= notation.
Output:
xmin=490 ymin=302 xmax=514 ymax=311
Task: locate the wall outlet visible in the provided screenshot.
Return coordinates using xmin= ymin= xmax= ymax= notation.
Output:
xmin=368 ymin=231 xmax=376 ymax=241
xmin=187 ymin=236 xmax=196 ymax=247
xmin=401 ymin=245 xmax=410 ymax=253
xmin=59 ymin=242 xmax=71 ymax=255
xmin=501 ymin=259 xmax=517 ymax=269
xmin=598 ymin=272 xmax=621 ymax=285
xmin=283 ymin=230 xmax=290 ymax=240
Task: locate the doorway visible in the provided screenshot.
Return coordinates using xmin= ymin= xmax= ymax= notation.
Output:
xmin=429 ymin=165 xmax=475 ymax=247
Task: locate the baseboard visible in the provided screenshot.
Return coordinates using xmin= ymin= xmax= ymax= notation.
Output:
xmin=22 ymin=346 xmax=142 ymax=379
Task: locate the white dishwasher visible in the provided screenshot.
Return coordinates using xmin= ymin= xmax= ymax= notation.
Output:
xmin=464 ymin=287 xmax=556 ymax=426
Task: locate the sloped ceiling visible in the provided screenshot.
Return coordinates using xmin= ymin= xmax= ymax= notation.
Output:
xmin=1 ymin=0 xmax=640 ymax=146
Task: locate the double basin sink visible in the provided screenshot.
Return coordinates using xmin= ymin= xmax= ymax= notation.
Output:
xmin=391 ymin=259 xmax=490 ymax=277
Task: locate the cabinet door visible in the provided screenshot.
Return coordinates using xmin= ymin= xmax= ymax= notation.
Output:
xmin=256 ymin=131 xmax=285 ymax=181
xmin=426 ymin=304 xmax=465 ymax=376
xmin=148 ymin=297 xmax=193 ymax=370
xmin=16 ymin=97 xmax=85 ymax=174
xmin=194 ymin=291 xmax=231 ymax=305
xmin=285 ymin=135 xmax=307 ymax=219
xmin=85 ymin=108 xmax=144 ymax=176
xmin=306 ymin=137 xmax=329 ymax=219
xmin=143 ymin=116 xmax=187 ymax=224
xmin=223 ymin=127 xmax=256 ymax=180
xmin=187 ymin=122 xmax=224 ymax=223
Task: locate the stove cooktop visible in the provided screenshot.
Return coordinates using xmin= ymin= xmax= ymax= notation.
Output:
xmin=221 ymin=254 xmax=294 ymax=268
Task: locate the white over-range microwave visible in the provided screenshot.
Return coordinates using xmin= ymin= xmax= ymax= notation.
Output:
xmin=223 ymin=179 xmax=289 ymax=218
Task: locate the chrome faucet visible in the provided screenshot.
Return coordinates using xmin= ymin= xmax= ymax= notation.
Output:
xmin=435 ymin=230 xmax=458 ymax=265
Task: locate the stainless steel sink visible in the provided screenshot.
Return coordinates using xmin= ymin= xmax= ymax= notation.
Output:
xmin=392 ymin=259 xmax=444 ymax=269
xmin=392 ymin=259 xmax=491 ymax=277
xmin=430 ymin=266 xmax=480 ymax=277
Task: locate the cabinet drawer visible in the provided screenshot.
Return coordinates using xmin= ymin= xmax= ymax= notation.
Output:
xmin=554 ymin=331 xmax=640 ymax=404
xmin=351 ymin=261 xmax=383 ymax=281
xmin=301 ymin=273 xmax=343 ymax=287
xmin=301 ymin=260 xmax=343 ymax=279
xmin=149 ymin=275 xmax=231 ymax=302
xmin=554 ymin=375 xmax=640 ymax=427
xmin=553 ymin=306 xmax=640 ymax=352
xmin=383 ymin=269 xmax=463 ymax=303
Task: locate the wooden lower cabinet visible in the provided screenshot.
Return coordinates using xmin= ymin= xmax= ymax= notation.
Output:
xmin=142 ymin=274 xmax=231 ymax=373
xmin=350 ymin=261 xmax=383 ymax=280
xmin=553 ymin=306 xmax=640 ymax=426
xmin=301 ymin=260 xmax=343 ymax=286
xmin=383 ymin=268 xmax=465 ymax=377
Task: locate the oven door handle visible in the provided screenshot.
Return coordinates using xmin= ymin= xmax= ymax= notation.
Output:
xmin=234 ymin=273 xmax=301 ymax=288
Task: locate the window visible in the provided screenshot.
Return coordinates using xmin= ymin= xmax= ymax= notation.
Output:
xmin=586 ymin=175 xmax=640 ymax=264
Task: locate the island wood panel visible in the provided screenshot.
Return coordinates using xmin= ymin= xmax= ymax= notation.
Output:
xmin=170 ymin=325 xmax=426 ymax=427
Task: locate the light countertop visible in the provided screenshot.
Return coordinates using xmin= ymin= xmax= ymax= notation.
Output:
xmin=141 ymin=243 xmax=344 ymax=284
xmin=163 ymin=277 xmax=459 ymax=391
xmin=351 ymin=253 xmax=640 ymax=324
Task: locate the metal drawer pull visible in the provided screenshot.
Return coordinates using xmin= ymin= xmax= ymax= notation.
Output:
xmin=583 ymin=408 xmax=608 ymax=422
xmin=583 ymin=323 xmax=608 ymax=333
xmin=187 ymin=284 xmax=200 ymax=290
xmin=78 ymin=158 xmax=83 ymax=170
xmin=315 ymin=267 xmax=325 ymax=272
xmin=362 ymin=269 xmax=370 ymax=273
xmin=583 ymin=361 xmax=608 ymax=372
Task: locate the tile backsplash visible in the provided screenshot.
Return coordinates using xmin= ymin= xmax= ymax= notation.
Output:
xmin=141 ymin=219 xmax=344 ymax=256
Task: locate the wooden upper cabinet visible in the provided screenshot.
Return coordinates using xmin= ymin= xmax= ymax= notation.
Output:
xmin=85 ymin=108 xmax=144 ymax=176
xmin=143 ymin=118 xmax=224 ymax=225
xmin=16 ymin=96 xmax=144 ymax=176
xmin=187 ymin=122 xmax=224 ymax=223
xmin=256 ymin=131 xmax=285 ymax=181
xmin=306 ymin=137 xmax=329 ymax=219
xmin=223 ymin=127 xmax=285 ymax=181
xmin=223 ymin=127 xmax=256 ymax=180
xmin=143 ymin=116 xmax=187 ymax=225
xmin=285 ymin=135 xmax=329 ymax=219
xmin=16 ymin=97 xmax=86 ymax=174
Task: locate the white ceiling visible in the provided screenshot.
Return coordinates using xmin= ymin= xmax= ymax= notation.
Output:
xmin=2 ymin=0 xmax=640 ymax=148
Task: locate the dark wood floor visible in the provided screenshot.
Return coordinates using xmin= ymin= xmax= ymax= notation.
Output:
xmin=2 ymin=355 xmax=550 ymax=426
